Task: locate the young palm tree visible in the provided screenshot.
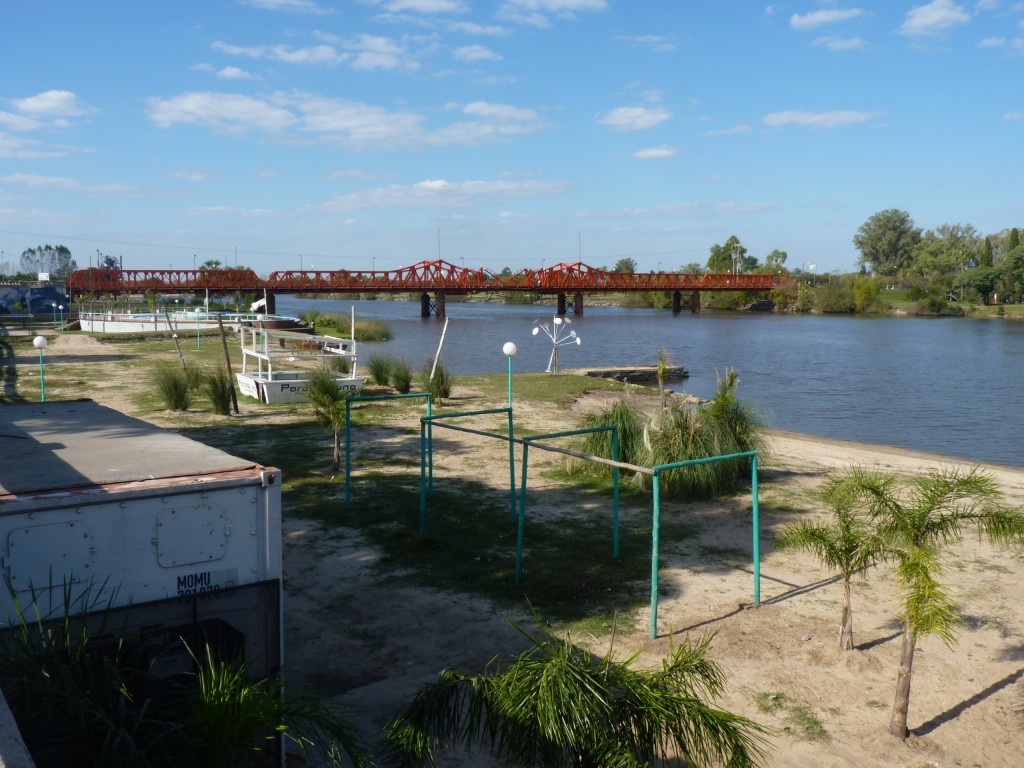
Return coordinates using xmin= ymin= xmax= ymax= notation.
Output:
xmin=306 ymin=369 xmax=351 ymax=472
xmin=774 ymin=476 xmax=886 ymax=650
xmin=383 ymin=623 xmax=768 ymax=768
xmin=820 ymin=465 xmax=1024 ymax=739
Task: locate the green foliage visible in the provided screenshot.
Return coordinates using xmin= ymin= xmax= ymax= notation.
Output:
xmin=354 ymin=318 xmax=392 ymax=342
xmin=569 ymin=397 xmax=646 ymax=472
xmin=367 ymin=353 xmax=394 ymax=386
xmin=203 ymin=366 xmax=235 ymax=416
xmin=301 ymin=309 xmax=322 ymax=327
xmin=154 ymin=363 xmax=200 ymax=410
xmin=420 ymin=360 xmax=454 ymax=401
xmin=392 ymin=358 xmax=413 ymax=394
xmin=814 ymin=465 xmax=1024 ymax=739
xmin=612 ymin=257 xmax=637 ymax=273
xmin=384 ymin=624 xmax=768 ymax=768
xmin=852 ymin=275 xmax=882 ymax=313
xmin=327 ymin=354 xmax=351 ymax=374
xmin=853 ymin=209 xmax=922 ymax=276
xmin=814 ymin=282 xmax=855 ymax=313
xmin=182 ymin=644 xmax=371 ymax=767
xmin=306 ymin=369 xmax=352 ymax=472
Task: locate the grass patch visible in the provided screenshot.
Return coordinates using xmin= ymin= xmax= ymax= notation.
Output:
xmin=753 ymin=691 xmax=827 ymax=742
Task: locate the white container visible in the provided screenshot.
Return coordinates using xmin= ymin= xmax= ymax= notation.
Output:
xmin=0 ymin=400 xmax=283 ymax=673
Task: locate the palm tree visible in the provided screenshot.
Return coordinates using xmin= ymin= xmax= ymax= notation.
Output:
xmin=383 ymin=622 xmax=768 ymax=768
xmin=774 ymin=474 xmax=886 ymax=650
xmin=819 ymin=465 xmax=1024 ymax=739
xmin=306 ymin=369 xmax=350 ymax=472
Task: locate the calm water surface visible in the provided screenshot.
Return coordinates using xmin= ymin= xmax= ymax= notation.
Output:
xmin=278 ymin=296 xmax=1024 ymax=468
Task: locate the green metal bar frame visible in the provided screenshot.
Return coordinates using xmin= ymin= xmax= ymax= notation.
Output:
xmin=344 ymin=392 xmax=433 ymax=510
xmin=648 ymin=450 xmax=760 ymax=638
xmin=515 ymin=426 xmax=620 ymax=585
xmin=420 ymin=407 xmax=516 ymax=535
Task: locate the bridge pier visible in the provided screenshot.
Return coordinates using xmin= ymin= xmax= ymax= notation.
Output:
xmin=420 ymin=291 xmax=446 ymax=318
xmin=672 ymin=291 xmax=681 ymax=314
xmin=690 ymin=290 xmax=700 ymax=314
xmin=264 ymin=291 xmax=276 ymax=314
xmin=556 ymin=292 xmax=584 ymax=316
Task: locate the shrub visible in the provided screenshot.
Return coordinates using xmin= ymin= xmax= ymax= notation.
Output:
xmin=367 ymin=353 xmax=394 ymax=386
xmin=204 ymin=367 xmax=234 ymax=416
xmin=327 ymin=355 xmax=351 ymax=374
xmin=354 ymin=319 xmax=391 ymax=342
xmin=420 ymin=359 xmax=453 ymax=401
xmin=155 ymin=363 xmax=195 ymax=411
xmin=392 ymin=358 xmax=413 ymax=394
xmin=568 ymin=397 xmax=645 ymax=475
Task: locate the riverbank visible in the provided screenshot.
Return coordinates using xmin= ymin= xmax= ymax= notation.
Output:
xmin=12 ymin=333 xmax=1024 ymax=766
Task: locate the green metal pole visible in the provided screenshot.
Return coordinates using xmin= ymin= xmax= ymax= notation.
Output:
xmin=197 ymin=312 xmax=201 ymax=350
xmin=515 ymin=442 xmax=530 ymax=585
xmin=650 ymin=470 xmax=661 ymax=639
xmin=37 ymin=349 xmax=46 ymax=402
xmin=419 ymin=420 xmax=427 ymax=536
xmin=752 ymin=453 xmax=760 ymax=605
xmin=612 ymin=426 xmax=620 ymax=559
xmin=508 ymin=407 xmax=516 ymax=522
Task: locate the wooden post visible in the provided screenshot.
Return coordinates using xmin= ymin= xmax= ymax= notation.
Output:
xmin=217 ymin=315 xmax=240 ymax=414
xmin=164 ymin=309 xmax=187 ymax=370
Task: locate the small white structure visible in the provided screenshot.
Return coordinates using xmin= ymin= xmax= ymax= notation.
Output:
xmin=236 ymin=322 xmax=365 ymax=404
xmin=78 ymin=309 xmax=303 ymax=334
xmin=0 ymin=400 xmax=283 ymax=678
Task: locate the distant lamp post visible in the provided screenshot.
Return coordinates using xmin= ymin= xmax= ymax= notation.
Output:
xmin=58 ymin=304 xmax=65 ymax=332
xmin=32 ymin=336 xmax=48 ymax=402
xmin=51 ymin=302 xmax=57 ymax=328
xmin=532 ymin=315 xmax=581 ymax=374
xmin=502 ymin=341 xmax=518 ymax=521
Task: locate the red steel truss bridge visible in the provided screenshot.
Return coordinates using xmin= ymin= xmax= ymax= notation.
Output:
xmin=67 ymin=260 xmax=782 ymax=317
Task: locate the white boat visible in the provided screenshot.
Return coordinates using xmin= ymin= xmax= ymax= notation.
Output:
xmin=235 ymin=321 xmax=365 ymax=404
xmin=78 ymin=309 xmax=305 ymax=334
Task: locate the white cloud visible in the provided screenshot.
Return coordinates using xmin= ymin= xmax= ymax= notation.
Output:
xmin=617 ymin=34 xmax=676 ymax=53
xmin=0 ymin=111 xmax=43 ymax=132
xmin=217 ymin=66 xmax=258 ymax=80
xmin=1005 ymin=111 xmax=1024 ymax=120
xmin=453 ymin=44 xmax=503 ymax=62
xmin=376 ymin=0 xmax=470 ymax=11
xmin=702 ymin=124 xmax=752 ymax=137
xmin=241 ymin=0 xmax=334 ymax=14
xmin=900 ymin=0 xmax=970 ymax=36
xmin=8 ymin=90 xmax=92 ymax=120
xmin=315 ymin=178 xmax=570 ymax=211
xmin=0 ymin=173 xmax=81 ymax=190
xmin=790 ymin=8 xmax=863 ymax=30
xmin=147 ymin=92 xmax=299 ymax=133
xmin=598 ymin=105 xmax=671 ymax=131
xmin=813 ymin=35 xmax=869 ymax=51
xmin=762 ymin=109 xmax=884 ymax=128
xmin=169 ymin=170 xmax=208 ymax=181
xmin=448 ymin=21 xmax=510 ymax=35
xmin=187 ymin=205 xmax=278 ymax=217
xmin=212 ymin=40 xmax=348 ymax=65
xmin=498 ymin=0 xmax=608 ymax=28
xmin=977 ymin=36 xmax=1005 ymax=46
xmin=462 ymin=102 xmax=537 ymax=121
xmin=632 ymin=145 xmax=678 ymax=159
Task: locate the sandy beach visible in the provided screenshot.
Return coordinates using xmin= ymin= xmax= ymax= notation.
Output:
xmin=32 ymin=333 xmax=1024 ymax=766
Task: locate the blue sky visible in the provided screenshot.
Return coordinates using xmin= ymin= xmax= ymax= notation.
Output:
xmin=2 ymin=0 xmax=1022 ymax=276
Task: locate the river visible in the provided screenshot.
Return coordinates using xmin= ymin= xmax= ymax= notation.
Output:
xmin=276 ymin=296 xmax=1024 ymax=468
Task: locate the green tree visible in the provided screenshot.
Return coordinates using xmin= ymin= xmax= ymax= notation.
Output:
xmin=852 ymin=275 xmax=881 ymax=313
xmin=19 ymin=244 xmax=77 ymax=280
xmin=680 ymin=261 xmax=703 ymax=274
xmin=775 ymin=476 xmax=886 ymax=650
xmin=853 ymin=210 xmax=921 ymax=276
xmin=820 ymin=466 xmax=1024 ymax=739
xmin=764 ymin=249 xmax=787 ymax=273
xmin=384 ymin=623 xmax=768 ymax=768
xmin=200 ymin=259 xmax=223 ymax=270
xmin=706 ymin=236 xmax=747 ymax=273
xmin=979 ymin=237 xmax=993 ymax=268
xmin=612 ymin=257 xmax=637 ymax=274
xmin=306 ymin=369 xmax=351 ymax=472
xmin=1008 ymin=228 xmax=1020 ymax=254
xmin=957 ymin=266 xmax=998 ymax=304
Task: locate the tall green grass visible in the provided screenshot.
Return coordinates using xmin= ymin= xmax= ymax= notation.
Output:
xmin=154 ymin=364 xmax=201 ymax=411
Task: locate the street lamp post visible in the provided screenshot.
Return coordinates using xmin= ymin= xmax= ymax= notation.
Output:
xmin=51 ymin=303 xmax=57 ymax=329
xmin=502 ymin=341 xmax=517 ymax=408
xmin=33 ymin=336 xmax=48 ymax=402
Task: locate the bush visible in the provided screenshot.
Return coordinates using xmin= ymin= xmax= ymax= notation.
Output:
xmin=568 ymin=397 xmax=646 ymax=475
xmin=327 ymin=355 xmax=351 ymax=375
xmin=354 ymin=319 xmax=391 ymax=342
xmin=420 ymin=359 xmax=454 ymax=401
xmin=204 ymin=367 xmax=234 ymax=416
xmin=155 ymin=364 xmax=199 ymax=410
xmin=367 ymin=353 xmax=394 ymax=386
xmin=392 ymin=358 xmax=413 ymax=394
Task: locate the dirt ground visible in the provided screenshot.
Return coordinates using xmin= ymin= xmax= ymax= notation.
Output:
xmin=32 ymin=334 xmax=1024 ymax=766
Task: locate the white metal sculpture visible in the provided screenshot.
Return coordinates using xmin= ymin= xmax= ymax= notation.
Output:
xmin=532 ymin=315 xmax=581 ymax=373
